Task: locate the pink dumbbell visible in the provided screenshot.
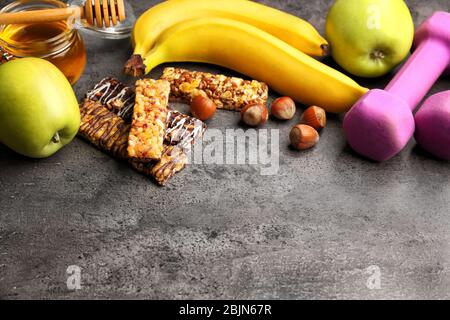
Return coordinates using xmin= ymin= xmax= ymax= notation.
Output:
xmin=415 ymin=91 xmax=450 ymax=160
xmin=343 ymin=11 xmax=450 ymax=162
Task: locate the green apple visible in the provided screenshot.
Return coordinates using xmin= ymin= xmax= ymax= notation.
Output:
xmin=0 ymin=58 xmax=80 ymax=158
xmin=326 ymin=0 xmax=414 ymax=78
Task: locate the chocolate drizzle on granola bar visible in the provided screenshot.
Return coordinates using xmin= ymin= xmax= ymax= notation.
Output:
xmin=79 ymin=100 xmax=130 ymax=159
xmin=166 ymin=110 xmax=207 ymax=150
xmin=86 ymin=77 xmax=135 ymax=121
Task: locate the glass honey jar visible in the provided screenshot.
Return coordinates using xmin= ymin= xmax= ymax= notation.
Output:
xmin=0 ymin=0 xmax=87 ymax=84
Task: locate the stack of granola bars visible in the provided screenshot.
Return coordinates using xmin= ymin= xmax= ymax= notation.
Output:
xmin=78 ymin=68 xmax=268 ymax=186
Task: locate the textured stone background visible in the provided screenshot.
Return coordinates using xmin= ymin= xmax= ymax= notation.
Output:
xmin=0 ymin=0 xmax=449 ymax=299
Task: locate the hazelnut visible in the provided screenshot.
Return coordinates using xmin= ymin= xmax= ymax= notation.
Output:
xmin=190 ymin=96 xmax=217 ymax=121
xmin=271 ymin=97 xmax=296 ymax=120
xmin=300 ymin=106 xmax=326 ymax=131
xmin=289 ymin=124 xmax=319 ymax=150
xmin=240 ymin=104 xmax=268 ymax=127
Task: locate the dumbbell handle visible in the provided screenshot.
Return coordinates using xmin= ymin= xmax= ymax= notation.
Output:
xmin=385 ymin=12 xmax=450 ymax=111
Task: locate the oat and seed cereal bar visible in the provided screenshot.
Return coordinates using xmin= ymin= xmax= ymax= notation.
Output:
xmin=78 ymin=100 xmax=187 ymax=186
xmin=79 ymin=100 xmax=130 ymax=160
xmin=86 ymin=77 xmax=135 ymax=121
xmin=160 ymin=67 xmax=269 ymax=111
xmin=128 ymin=79 xmax=170 ymax=161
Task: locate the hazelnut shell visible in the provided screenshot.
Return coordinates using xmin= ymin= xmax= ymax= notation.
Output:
xmin=241 ymin=104 xmax=269 ymax=127
xmin=300 ymin=106 xmax=326 ymax=131
xmin=290 ymin=124 xmax=319 ymax=150
xmin=190 ymin=96 xmax=217 ymax=121
xmin=271 ymin=97 xmax=296 ymax=120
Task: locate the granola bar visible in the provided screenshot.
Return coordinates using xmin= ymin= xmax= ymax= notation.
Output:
xmin=166 ymin=110 xmax=207 ymax=150
xmin=128 ymin=79 xmax=170 ymax=161
xmin=79 ymin=99 xmax=130 ymax=160
xmin=78 ymin=99 xmax=187 ymax=186
xmin=86 ymin=77 xmax=135 ymax=121
xmin=160 ymin=67 xmax=269 ymax=111
xmin=130 ymin=146 xmax=187 ymax=186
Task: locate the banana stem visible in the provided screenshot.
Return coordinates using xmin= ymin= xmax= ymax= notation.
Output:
xmin=321 ymin=44 xmax=331 ymax=57
xmin=124 ymin=54 xmax=147 ymax=77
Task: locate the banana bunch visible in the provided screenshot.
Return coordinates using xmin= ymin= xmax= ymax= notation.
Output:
xmin=125 ymin=0 xmax=368 ymax=113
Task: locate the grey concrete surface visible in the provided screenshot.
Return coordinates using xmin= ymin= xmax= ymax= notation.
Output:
xmin=0 ymin=0 xmax=449 ymax=300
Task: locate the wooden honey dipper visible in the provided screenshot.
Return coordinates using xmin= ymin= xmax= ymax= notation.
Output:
xmin=0 ymin=0 xmax=126 ymax=28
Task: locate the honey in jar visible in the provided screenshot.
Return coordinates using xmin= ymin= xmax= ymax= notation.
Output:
xmin=0 ymin=0 xmax=87 ymax=84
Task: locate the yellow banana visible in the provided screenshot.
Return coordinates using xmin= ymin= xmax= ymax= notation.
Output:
xmin=135 ymin=18 xmax=368 ymax=113
xmin=130 ymin=0 xmax=329 ymax=59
